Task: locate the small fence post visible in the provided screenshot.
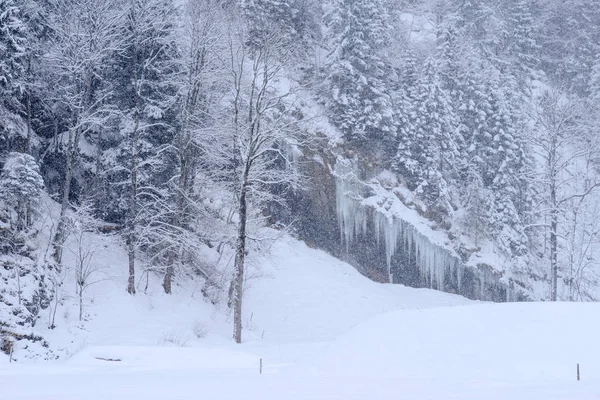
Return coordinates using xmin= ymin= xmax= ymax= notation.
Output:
xmin=577 ymin=363 xmax=580 ymax=381
xmin=260 ymin=358 xmax=263 ymax=375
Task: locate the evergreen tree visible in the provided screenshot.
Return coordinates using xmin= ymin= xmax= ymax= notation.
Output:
xmin=504 ymin=0 xmax=540 ymax=84
xmin=591 ymin=55 xmax=600 ymax=104
xmin=451 ymin=0 xmax=493 ymax=57
xmin=540 ymin=0 xmax=600 ymax=94
xmin=241 ymin=0 xmax=318 ymax=58
xmin=0 ymin=0 xmax=27 ymax=99
xmin=323 ymin=0 xmax=395 ymax=143
xmin=484 ymin=81 xmax=529 ymax=254
xmin=395 ymin=58 xmax=459 ymax=213
xmin=437 ymin=25 xmax=463 ymax=101
xmin=0 ymin=151 xmax=43 ymax=231
xmin=392 ymin=49 xmax=419 ymax=181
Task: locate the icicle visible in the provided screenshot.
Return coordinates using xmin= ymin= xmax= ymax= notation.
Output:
xmin=335 ymin=160 xmax=368 ymax=252
xmin=334 ymin=158 xmax=470 ymax=295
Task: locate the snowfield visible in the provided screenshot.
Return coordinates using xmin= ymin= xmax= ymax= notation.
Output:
xmin=2 ymin=237 xmax=599 ymax=399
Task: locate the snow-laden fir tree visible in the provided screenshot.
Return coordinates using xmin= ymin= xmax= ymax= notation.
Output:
xmin=0 ymin=152 xmax=51 ymax=346
xmin=0 ymin=0 xmax=27 ymax=99
xmin=323 ymin=0 xmax=395 ymax=143
xmin=479 ymin=80 xmax=529 ymax=256
xmin=540 ymin=0 xmax=600 ymax=95
xmin=412 ymin=59 xmax=461 ymax=212
xmin=591 ymin=56 xmax=600 ymax=104
xmin=504 ymin=0 xmax=540 ymax=77
xmin=392 ymin=48 xmax=419 ymax=181
xmin=240 ymin=0 xmax=318 ymax=59
xmin=451 ymin=0 xmax=492 ymax=54
xmin=0 ymin=152 xmax=43 ymax=232
xmin=395 ymin=58 xmax=460 ymax=215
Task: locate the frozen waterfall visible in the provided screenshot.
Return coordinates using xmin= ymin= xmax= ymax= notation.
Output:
xmin=334 ymin=159 xmax=462 ymax=290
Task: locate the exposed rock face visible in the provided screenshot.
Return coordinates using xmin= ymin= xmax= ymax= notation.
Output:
xmin=289 ymin=150 xmax=528 ymax=302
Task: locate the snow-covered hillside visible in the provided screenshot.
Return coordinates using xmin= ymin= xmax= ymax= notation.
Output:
xmin=2 ymin=235 xmax=599 ymax=399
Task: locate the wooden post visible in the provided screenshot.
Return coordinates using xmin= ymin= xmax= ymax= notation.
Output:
xmin=9 ymin=344 xmax=13 ymax=363
xmin=260 ymin=358 xmax=263 ymax=375
xmin=577 ymin=363 xmax=580 ymax=381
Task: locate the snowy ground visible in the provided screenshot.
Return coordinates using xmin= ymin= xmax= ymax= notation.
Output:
xmin=2 ymin=236 xmax=599 ymax=399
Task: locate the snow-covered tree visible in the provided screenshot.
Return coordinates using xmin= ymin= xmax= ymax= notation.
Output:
xmin=531 ymin=91 xmax=600 ymax=301
xmin=241 ymin=0 xmax=318 ymax=59
xmin=0 ymin=152 xmax=51 ymax=345
xmin=0 ymin=0 xmax=27 ymax=100
xmin=395 ymin=58 xmax=460 ymax=214
xmin=591 ymin=56 xmax=600 ymax=104
xmin=222 ymin=19 xmax=305 ymax=343
xmin=43 ymin=0 xmax=125 ymax=266
xmin=504 ymin=0 xmax=539 ymax=76
xmin=323 ymin=0 xmax=395 ymax=143
xmin=460 ymin=168 xmax=492 ymax=246
xmin=539 ymin=0 xmax=600 ymax=94
xmin=0 ymin=152 xmax=43 ymax=231
xmin=105 ymin=0 xmax=181 ymax=295
xmin=149 ymin=0 xmax=228 ymax=294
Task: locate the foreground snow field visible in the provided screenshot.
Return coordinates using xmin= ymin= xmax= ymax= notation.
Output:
xmin=2 ymin=238 xmax=599 ymax=399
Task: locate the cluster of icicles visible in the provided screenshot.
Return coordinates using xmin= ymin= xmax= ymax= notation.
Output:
xmin=334 ymin=159 xmax=521 ymax=302
xmin=334 ymin=160 xmax=462 ymax=291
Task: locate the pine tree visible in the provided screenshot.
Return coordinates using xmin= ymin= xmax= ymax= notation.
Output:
xmin=452 ymin=0 xmax=493 ymax=55
xmin=323 ymin=0 xmax=395 ymax=143
xmin=241 ymin=0 xmax=318 ymax=58
xmin=0 ymin=0 xmax=27 ymax=98
xmin=540 ymin=0 xmax=600 ymax=94
xmin=461 ymin=168 xmax=493 ymax=246
xmin=504 ymin=0 xmax=540 ymax=81
xmin=591 ymin=55 xmax=600 ymax=104
xmin=0 ymin=152 xmax=44 ymax=231
xmin=437 ymin=25 xmax=463 ymax=101
xmin=396 ymin=58 xmax=459 ymax=213
xmin=392 ymin=49 xmax=419 ymax=183
xmin=483 ymin=81 xmax=529 ymax=254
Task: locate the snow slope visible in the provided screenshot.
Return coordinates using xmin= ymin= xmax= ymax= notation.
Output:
xmin=2 ymin=235 xmax=599 ymax=399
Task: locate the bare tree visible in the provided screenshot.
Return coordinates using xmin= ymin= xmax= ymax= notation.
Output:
xmin=531 ymin=90 xmax=600 ymax=301
xmin=113 ymin=0 xmax=180 ymax=295
xmin=222 ymin=20 xmax=304 ymax=343
xmin=159 ymin=0 xmax=227 ymax=293
xmin=68 ymin=202 xmax=108 ymax=321
xmin=44 ymin=0 xmax=124 ymax=267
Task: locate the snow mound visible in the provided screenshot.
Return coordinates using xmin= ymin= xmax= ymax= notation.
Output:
xmin=314 ymin=302 xmax=600 ymax=382
xmin=244 ymin=236 xmax=473 ymax=342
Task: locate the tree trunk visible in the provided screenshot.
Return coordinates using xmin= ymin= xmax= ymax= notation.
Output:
xmin=79 ymin=286 xmax=83 ymax=321
xmin=232 ymin=168 xmax=249 ymax=344
xmin=550 ymin=210 xmax=558 ymax=301
xmin=52 ymin=129 xmax=76 ymax=267
xmin=163 ymin=266 xmax=174 ymax=294
xmin=127 ymin=113 xmax=140 ymax=296
xmin=550 ymin=179 xmax=558 ymax=301
xmin=26 ymin=90 xmax=32 ymax=154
